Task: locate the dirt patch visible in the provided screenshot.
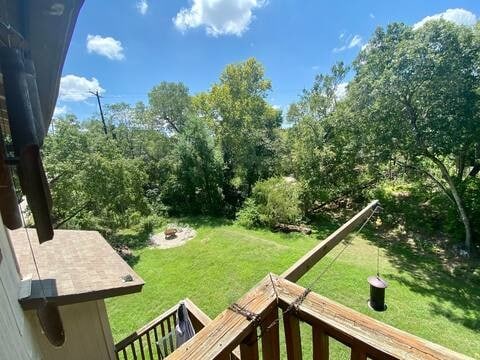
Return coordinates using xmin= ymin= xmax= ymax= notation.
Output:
xmin=150 ymin=225 xmax=196 ymax=249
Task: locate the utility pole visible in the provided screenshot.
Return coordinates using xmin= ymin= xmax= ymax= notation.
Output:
xmin=89 ymin=90 xmax=107 ymax=135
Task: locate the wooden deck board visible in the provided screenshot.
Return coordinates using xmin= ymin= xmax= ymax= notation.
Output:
xmin=166 ymin=275 xmax=276 ymax=359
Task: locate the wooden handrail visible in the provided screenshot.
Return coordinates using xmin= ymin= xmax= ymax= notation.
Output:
xmin=183 ymin=298 xmax=212 ymax=332
xmin=273 ymin=275 xmax=472 ymax=360
xmin=162 ymin=274 xmax=471 ymax=360
xmin=282 ymin=200 xmax=379 ymax=282
xmin=115 ymin=304 xmax=178 ymax=351
xmin=166 ymin=275 xmax=277 ymax=359
xmin=115 ymin=298 xmax=241 ymax=360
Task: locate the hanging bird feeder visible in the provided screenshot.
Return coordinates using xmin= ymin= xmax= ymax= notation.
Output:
xmin=367 ymin=275 xmax=388 ymax=311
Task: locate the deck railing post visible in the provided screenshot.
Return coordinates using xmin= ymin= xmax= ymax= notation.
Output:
xmin=240 ymin=330 xmax=259 ymax=360
xmin=283 ymin=311 xmax=302 ymax=360
xmin=261 ymin=308 xmax=281 ymax=360
xmin=312 ymin=326 xmax=329 ymax=360
xmin=350 ymin=347 xmax=367 ymax=360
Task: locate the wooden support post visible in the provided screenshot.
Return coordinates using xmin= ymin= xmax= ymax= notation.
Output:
xmin=282 ymin=200 xmax=379 ymax=282
xmin=350 ymin=347 xmax=367 ymax=360
xmin=240 ymin=330 xmax=259 ymax=360
xmin=283 ymin=311 xmax=302 ymax=360
xmin=312 ymin=326 xmax=329 ymax=360
xmin=261 ymin=309 xmax=280 ymax=360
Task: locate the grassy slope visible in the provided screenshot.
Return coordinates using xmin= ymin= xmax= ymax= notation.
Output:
xmin=106 ymin=218 xmax=480 ymax=358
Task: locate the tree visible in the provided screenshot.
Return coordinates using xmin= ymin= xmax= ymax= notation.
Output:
xmin=43 ymin=117 xmax=150 ymax=232
xmin=194 ymin=58 xmax=282 ymax=209
xmin=349 ymin=21 xmax=480 ymax=251
xmin=162 ymin=116 xmax=223 ymax=214
xmin=286 ymin=62 xmax=371 ymax=211
xmin=148 ymin=82 xmax=191 ymax=133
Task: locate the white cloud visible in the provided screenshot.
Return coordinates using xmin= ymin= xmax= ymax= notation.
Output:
xmin=413 ymin=8 xmax=477 ymax=29
xmin=333 ymin=45 xmax=347 ymax=53
xmin=348 ymin=35 xmax=362 ymax=48
xmin=137 ymin=0 xmax=148 ymax=15
xmin=333 ymin=34 xmax=363 ymax=53
xmin=335 ymin=82 xmax=348 ymax=100
xmin=173 ymin=0 xmax=267 ymax=36
xmin=369 ymin=13 xmax=375 ymax=19
xmin=53 ymin=105 xmax=68 ymax=118
xmin=86 ymin=35 xmax=125 ymax=60
xmin=59 ymin=75 xmax=105 ymax=102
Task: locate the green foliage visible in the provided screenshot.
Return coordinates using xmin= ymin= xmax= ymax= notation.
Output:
xmin=43 ymin=117 xmax=150 ymax=233
xmin=235 ymin=198 xmax=261 ymax=228
xmin=148 ymin=82 xmax=191 ymax=132
xmin=194 ymin=58 xmax=282 ymax=205
xmin=237 ymin=177 xmax=303 ymax=228
xmin=162 ymin=116 xmax=224 ymax=215
xmin=286 ymin=63 xmax=374 ymax=211
xmin=349 ymin=20 xmax=480 ymax=249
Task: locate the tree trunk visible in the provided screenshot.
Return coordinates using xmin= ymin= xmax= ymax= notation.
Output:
xmin=427 ymin=154 xmax=472 ymax=252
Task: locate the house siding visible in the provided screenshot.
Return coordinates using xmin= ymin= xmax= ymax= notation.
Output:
xmin=0 ymin=218 xmax=40 ymax=360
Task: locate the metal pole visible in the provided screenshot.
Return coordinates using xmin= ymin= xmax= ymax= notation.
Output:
xmin=90 ymin=90 xmax=107 ymax=135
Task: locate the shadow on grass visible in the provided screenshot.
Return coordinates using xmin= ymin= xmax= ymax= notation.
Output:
xmin=108 ymin=228 xmax=153 ymax=267
xmin=372 ymin=228 xmax=480 ymax=332
xmin=171 ymin=216 xmax=233 ymax=229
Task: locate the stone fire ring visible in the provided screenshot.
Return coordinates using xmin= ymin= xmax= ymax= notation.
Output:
xmin=150 ymin=226 xmax=196 ymax=249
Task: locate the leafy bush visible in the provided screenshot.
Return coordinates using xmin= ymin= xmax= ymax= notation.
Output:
xmin=237 ymin=177 xmax=303 ymax=228
xmin=236 ymin=198 xmax=261 ymax=228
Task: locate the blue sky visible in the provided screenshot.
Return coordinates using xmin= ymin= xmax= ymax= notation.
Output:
xmin=56 ymin=0 xmax=480 ymax=119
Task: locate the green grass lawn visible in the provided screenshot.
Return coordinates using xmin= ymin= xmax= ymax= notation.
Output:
xmin=106 ymin=217 xmax=480 ymax=359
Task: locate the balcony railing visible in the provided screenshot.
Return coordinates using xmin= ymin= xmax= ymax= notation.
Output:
xmin=114 ymin=299 xmax=239 ymax=360
xmin=167 ymin=274 xmax=471 ymax=360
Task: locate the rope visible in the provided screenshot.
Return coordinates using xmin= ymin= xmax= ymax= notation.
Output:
xmin=19 ymin=207 xmax=48 ymax=303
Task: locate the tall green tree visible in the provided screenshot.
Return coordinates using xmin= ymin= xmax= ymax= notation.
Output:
xmin=349 ymin=21 xmax=480 ymax=251
xmin=286 ymin=63 xmax=371 ymax=210
xmin=43 ymin=117 xmax=150 ymax=232
xmin=148 ymin=82 xmax=191 ymax=133
xmin=162 ymin=116 xmax=223 ymax=214
xmin=194 ymin=58 xmax=282 ymax=208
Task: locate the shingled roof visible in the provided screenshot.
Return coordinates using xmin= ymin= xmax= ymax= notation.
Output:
xmin=10 ymin=229 xmax=144 ymax=309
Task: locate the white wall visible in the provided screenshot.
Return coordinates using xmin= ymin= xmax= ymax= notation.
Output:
xmin=26 ymin=300 xmax=116 ymax=360
xmin=0 ymin=218 xmax=40 ymax=360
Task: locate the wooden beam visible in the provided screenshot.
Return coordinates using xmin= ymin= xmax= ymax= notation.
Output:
xmin=261 ymin=309 xmax=281 ymax=360
xmin=167 ymin=276 xmax=277 ymax=360
xmin=273 ymin=276 xmax=471 ymax=360
xmin=312 ymin=326 xmax=329 ymax=360
xmin=283 ymin=311 xmax=302 ymax=360
xmin=184 ymin=298 xmax=241 ymax=360
xmin=184 ymin=298 xmax=212 ymax=332
xmin=282 ymin=200 xmax=379 ymax=282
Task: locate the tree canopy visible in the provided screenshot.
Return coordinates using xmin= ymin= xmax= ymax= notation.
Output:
xmin=45 ymin=23 xmax=480 ymax=253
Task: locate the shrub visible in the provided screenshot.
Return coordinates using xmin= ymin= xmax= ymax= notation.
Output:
xmin=236 ymin=198 xmax=261 ymax=228
xmin=237 ymin=177 xmax=303 ymax=228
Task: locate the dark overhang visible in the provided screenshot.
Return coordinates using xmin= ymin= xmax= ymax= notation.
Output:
xmin=0 ymin=1 xmax=84 ymax=242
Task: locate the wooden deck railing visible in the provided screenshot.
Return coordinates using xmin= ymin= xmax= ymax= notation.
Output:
xmin=167 ymin=274 xmax=472 ymax=360
xmin=114 ymin=299 xmax=240 ymax=360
